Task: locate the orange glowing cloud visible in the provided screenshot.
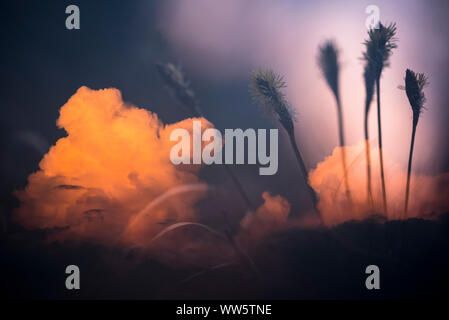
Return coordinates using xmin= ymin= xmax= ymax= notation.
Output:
xmin=14 ymin=86 xmax=213 ymax=247
xmin=238 ymin=192 xmax=290 ymax=247
xmin=309 ymin=141 xmax=449 ymax=226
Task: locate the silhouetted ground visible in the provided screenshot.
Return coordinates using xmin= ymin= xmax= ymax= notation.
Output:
xmin=2 ymin=213 xmax=448 ymax=299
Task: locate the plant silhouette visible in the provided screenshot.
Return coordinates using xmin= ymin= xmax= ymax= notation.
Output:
xmin=362 ymin=23 xmax=397 ymax=214
xmin=362 ymin=54 xmax=376 ymax=207
xmin=250 ymin=70 xmax=320 ymax=217
xmin=400 ymin=69 xmax=428 ymax=215
xmin=318 ymin=41 xmax=352 ymax=204
xmin=156 ymin=62 xmax=255 ymax=211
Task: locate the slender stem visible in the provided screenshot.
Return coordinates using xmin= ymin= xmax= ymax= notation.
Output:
xmin=223 ymin=228 xmax=259 ymax=276
xmin=376 ymin=77 xmax=388 ymax=214
xmin=336 ymin=97 xmax=352 ymax=203
xmin=193 ymin=108 xmax=255 ymax=211
xmin=404 ymin=123 xmax=417 ymax=216
xmin=288 ymin=133 xmax=320 ymax=215
xmin=364 ymin=110 xmax=374 ymax=208
xmin=223 ymin=165 xmax=254 ymax=211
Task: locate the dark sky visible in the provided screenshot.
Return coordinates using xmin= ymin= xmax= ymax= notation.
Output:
xmin=1 ymin=0 xmax=170 ymax=192
xmin=0 ymin=0 xmax=303 ymax=210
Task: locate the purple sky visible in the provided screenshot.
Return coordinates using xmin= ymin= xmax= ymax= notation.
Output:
xmin=157 ymin=0 xmax=449 ymax=174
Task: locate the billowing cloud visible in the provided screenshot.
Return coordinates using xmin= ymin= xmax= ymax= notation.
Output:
xmin=14 ymin=86 xmax=214 ymax=250
xmin=12 ymin=86 xmax=448 ymax=271
xmin=238 ymin=192 xmax=290 ymax=247
xmin=309 ymin=141 xmax=449 ymax=226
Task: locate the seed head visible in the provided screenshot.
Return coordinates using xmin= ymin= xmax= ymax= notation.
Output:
xmin=250 ymin=70 xmax=295 ymax=135
xmin=318 ymin=40 xmax=340 ymax=100
xmin=363 ymin=22 xmax=397 ymax=78
xmin=156 ymin=62 xmax=202 ymax=116
xmin=402 ymin=69 xmax=428 ymax=125
xmin=363 ymin=60 xmax=376 ymax=115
